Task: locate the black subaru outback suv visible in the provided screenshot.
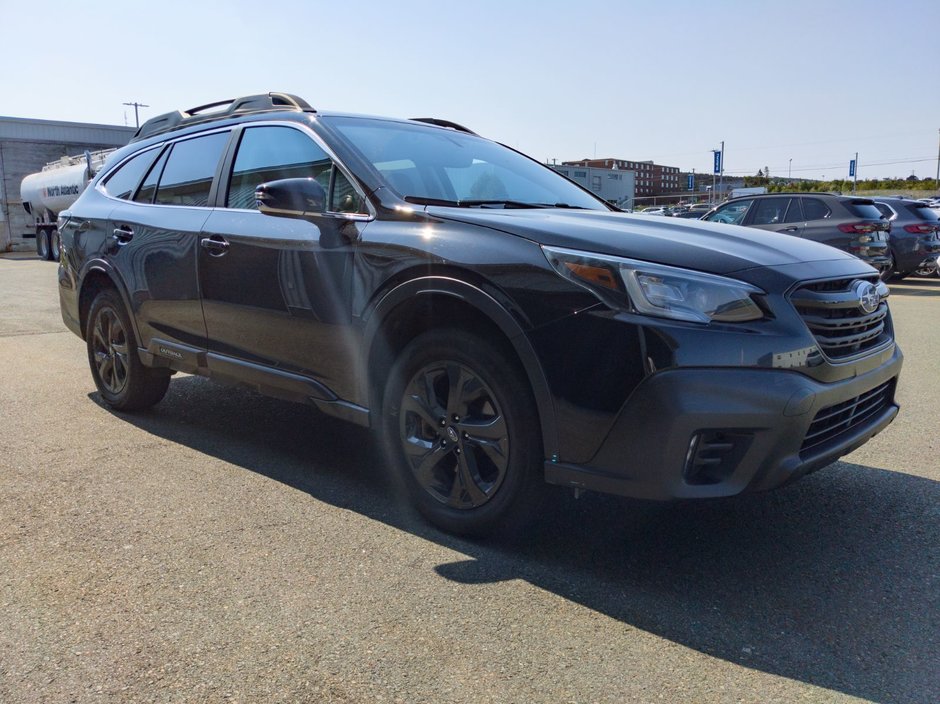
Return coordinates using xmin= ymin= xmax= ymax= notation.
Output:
xmin=57 ymin=93 xmax=902 ymax=536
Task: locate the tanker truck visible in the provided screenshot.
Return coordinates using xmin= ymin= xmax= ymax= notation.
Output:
xmin=20 ymin=149 xmax=114 ymax=261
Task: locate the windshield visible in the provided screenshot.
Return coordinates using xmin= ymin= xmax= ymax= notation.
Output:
xmin=326 ymin=116 xmax=608 ymax=210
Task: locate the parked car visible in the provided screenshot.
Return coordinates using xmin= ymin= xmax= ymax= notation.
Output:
xmin=671 ymin=209 xmax=705 ymax=219
xmin=912 ymin=255 xmax=940 ymax=278
xmin=701 ymin=193 xmax=891 ymax=276
xmin=870 ymin=197 xmax=940 ymax=279
xmin=56 ymin=92 xmax=902 ymax=537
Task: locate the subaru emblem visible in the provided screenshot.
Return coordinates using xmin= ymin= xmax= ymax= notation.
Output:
xmin=854 ymin=281 xmax=880 ymax=314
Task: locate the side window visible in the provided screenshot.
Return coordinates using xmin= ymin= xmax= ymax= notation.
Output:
xmin=154 ymin=132 xmax=230 ymax=207
xmin=704 ymin=199 xmax=752 ymax=225
xmin=330 ymin=170 xmax=367 ymax=214
xmin=102 ymin=148 xmax=160 ymax=200
xmin=751 ymin=197 xmax=789 ymax=225
xmin=134 ymin=148 xmax=169 ymax=204
xmin=873 ymin=203 xmax=895 ymax=220
xmin=227 ymin=126 xmax=331 ymax=209
xmin=801 ymin=198 xmax=831 ymax=221
xmin=783 ymin=198 xmax=803 ymax=223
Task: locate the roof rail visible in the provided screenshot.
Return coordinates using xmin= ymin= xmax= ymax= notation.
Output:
xmin=410 ymin=117 xmax=477 ymax=135
xmin=131 ymin=92 xmax=315 ymax=142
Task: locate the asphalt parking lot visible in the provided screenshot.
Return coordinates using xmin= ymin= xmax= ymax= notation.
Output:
xmin=1 ymin=254 xmax=937 ymax=704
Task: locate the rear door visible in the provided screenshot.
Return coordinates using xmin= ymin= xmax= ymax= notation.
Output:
xmin=743 ymin=196 xmax=804 ymax=237
xmin=105 ymin=131 xmax=231 ymax=362
xmin=797 ymin=196 xmax=843 ymax=248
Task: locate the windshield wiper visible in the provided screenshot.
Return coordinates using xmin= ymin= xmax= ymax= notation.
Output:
xmin=403 ymin=196 xmax=461 ymax=207
xmin=457 ymin=199 xmax=549 ymax=209
xmin=402 ymin=196 xmax=570 ymax=210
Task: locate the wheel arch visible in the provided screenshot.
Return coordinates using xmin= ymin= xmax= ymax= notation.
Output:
xmin=362 ymin=276 xmax=558 ymax=458
xmin=77 ymin=262 xmax=140 ymax=344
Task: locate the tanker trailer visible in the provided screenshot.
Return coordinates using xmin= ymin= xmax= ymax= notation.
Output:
xmin=20 ymin=149 xmax=114 ymax=260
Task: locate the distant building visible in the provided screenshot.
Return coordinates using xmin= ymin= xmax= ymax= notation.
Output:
xmin=551 ymin=162 xmax=635 ymax=208
xmin=563 ymin=158 xmax=681 ymax=199
xmin=680 ymin=172 xmax=745 ymax=202
xmin=0 ymin=116 xmax=134 ymax=252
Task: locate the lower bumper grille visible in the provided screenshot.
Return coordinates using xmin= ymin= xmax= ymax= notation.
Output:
xmin=800 ymin=380 xmax=894 ymax=455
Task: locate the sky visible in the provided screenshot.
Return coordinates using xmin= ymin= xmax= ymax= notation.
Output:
xmin=1 ymin=0 xmax=938 ymax=181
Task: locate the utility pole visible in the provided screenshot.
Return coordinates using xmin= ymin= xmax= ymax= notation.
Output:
xmin=935 ymin=128 xmax=939 ymax=192
xmin=853 ymin=151 xmax=858 ymax=194
xmin=123 ymin=101 xmax=149 ymax=128
xmin=788 ymin=158 xmax=792 ymax=180
xmin=719 ymin=140 xmax=724 ymax=200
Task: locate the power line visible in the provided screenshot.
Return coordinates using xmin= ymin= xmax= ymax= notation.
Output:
xmin=722 ymin=156 xmax=937 ymax=176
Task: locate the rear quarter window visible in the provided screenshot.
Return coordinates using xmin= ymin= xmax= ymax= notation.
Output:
xmin=844 ymin=200 xmax=883 ymax=220
xmin=905 ymin=203 xmax=939 ymax=222
xmin=801 ymin=198 xmax=831 ymax=221
xmin=102 ymin=148 xmax=160 ymax=200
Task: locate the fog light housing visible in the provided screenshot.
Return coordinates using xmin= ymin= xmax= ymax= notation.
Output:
xmin=683 ymin=430 xmax=754 ymax=485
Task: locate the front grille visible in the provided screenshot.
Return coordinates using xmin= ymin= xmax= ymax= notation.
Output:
xmin=790 ymin=276 xmax=891 ymax=361
xmin=800 ymin=380 xmax=894 ymax=455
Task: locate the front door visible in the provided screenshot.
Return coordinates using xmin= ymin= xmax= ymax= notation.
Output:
xmin=197 ymin=125 xmax=370 ymax=402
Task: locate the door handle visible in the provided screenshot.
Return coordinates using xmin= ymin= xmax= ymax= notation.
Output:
xmin=779 ymin=226 xmax=799 ymax=233
xmin=200 ymin=236 xmax=230 ymax=256
xmin=112 ymin=226 xmax=134 ymax=244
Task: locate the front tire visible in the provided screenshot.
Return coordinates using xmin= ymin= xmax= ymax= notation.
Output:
xmin=382 ymin=329 xmax=544 ymax=537
xmin=86 ymin=289 xmax=170 ymax=411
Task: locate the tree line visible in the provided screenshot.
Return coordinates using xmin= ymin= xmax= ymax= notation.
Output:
xmin=743 ymin=171 xmax=939 ymax=193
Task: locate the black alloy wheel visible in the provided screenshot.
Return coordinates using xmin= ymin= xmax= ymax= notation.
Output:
xmin=399 ymin=361 xmax=509 ymax=510
xmin=91 ymin=305 xmax=130 ymax=395
xmin=86 ymin=289 xmax=170 ymax=410
xmin=384 ymin=329 xmax=544 ymax=536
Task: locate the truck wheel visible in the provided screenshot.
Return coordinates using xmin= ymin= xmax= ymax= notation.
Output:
xmin=86 ymin=289 xmax=170 ymax=411
xmin=50 ymin=230 xmax=61 ymax=262
xmin=36 ymin=230 xmax=51 ymax=260
xmin=382 ymin=329 xmax=544 ymax=537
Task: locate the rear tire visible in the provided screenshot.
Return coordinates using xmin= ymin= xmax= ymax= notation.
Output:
xmin=36 ymin=230 xmax=51 ymax=260
xmin=50 ymin=230 xmax=61 ymax=262
xmin=86 ymin=289 xmax=170 ymax=411
xmin=382 ymin=328 xmax=544 ymax=537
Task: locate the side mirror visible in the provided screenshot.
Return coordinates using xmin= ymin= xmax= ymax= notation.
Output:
xmin=255 ymin=178 xmax=326 ymax=219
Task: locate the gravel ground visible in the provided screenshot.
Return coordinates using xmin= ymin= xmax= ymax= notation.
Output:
xmin=0 ymin=255 xmax=937 ymax=703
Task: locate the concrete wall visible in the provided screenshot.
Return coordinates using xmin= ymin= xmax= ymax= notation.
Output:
xmin=0 ymin=117 xmax=134 ymax=252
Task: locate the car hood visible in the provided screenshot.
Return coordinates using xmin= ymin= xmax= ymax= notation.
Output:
xmin=427 ymin=207 xmax=853 ymax=275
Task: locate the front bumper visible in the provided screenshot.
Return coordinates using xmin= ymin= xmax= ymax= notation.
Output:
xmin=544 ymin=345 xmax=902 ymax=500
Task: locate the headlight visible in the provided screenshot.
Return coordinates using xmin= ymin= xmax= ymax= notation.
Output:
xmin=543 ymin=245 xmax=765 ymax=323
